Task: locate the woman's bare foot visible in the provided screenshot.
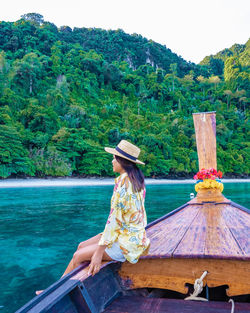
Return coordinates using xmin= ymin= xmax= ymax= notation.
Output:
xmin=35 ymin=290 xmax=44 ymax=295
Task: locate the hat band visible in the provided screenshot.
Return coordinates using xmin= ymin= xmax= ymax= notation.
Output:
xmin=115 ymin=147 xmax=137 ymax=161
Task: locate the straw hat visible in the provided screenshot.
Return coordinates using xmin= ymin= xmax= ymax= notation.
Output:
xmin=105 ymin=140 xmax=145 ymax=165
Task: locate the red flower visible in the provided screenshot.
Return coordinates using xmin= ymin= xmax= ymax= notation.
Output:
xmin=194 ymin=168 xmax=223 ymax=180
xmin=217 ymin=170 xmax=223 ymax=178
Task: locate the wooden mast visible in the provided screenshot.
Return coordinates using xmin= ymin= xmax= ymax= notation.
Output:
xmin=192 ymin=111 xmax=226 ymax=202
xmin=118 ymin=111 xmax=250 ymax=298
xmin=193 ymin=111 xmax=217 ymax=170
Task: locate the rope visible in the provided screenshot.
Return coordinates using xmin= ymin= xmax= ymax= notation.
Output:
xmin=229 ymin=299 xmax=235 ymax=313
xmin=185 ymin=271 xmax=235 ymax=312
xmin=185 ymin=271 xmax=208 ymax=301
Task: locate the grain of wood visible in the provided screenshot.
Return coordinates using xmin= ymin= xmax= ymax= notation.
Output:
xmin=193 ymin=112 xmax=217 ymax=171
xmin=144 ymin=202 xmax=249 ymax=260
xmin=119 ymin=258 xmax=250 ymax=296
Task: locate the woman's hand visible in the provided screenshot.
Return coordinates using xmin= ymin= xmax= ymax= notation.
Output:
xmin=88 ymin=245 xmax=106 ymax=276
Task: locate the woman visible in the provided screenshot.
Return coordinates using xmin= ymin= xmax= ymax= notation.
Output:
xmin=36 ymin=140 xmax=150 ymax=294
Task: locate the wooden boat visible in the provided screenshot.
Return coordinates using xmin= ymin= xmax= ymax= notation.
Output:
xmin=16 ymin=112 xmax=250 ymax=313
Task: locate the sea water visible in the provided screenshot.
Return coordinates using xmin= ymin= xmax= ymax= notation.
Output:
xmin=0 ymin=182 xmax=249 ymax=313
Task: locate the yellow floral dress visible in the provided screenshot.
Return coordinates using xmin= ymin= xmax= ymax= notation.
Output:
xmin=98 ymin=172 xmax=150 ymax=263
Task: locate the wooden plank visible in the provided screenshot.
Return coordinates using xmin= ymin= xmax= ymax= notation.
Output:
xmin=145 ymin=205 xmax=200 ymax=258
xmin=118 ymin=258 xmax=250 ymax=296
xmin=69 ymin=287 xmax=92 ymax=313
xmin=16 ymin=262 xmax=118 ymax=313
xmin=45 ymin=294 xmax=79 ymax=313
xmin=26 ymin=279 xmax=87 ymax=313
xmin=172 ymin=204 xmax=207 ymax=258
xmin=82 ymin=263 xmax=122 ymax=313
xmin=230 ymin=201 xmax=250 ymax=214
xmin=71 ymin=261 xmax=110 ymax=282
xmin=103 ymin=296 xmax=250 ymax=313
xmin=193 ymin=112 xmax=217 ymax=171
xmin=146 ymin=202 xmax=247 ymax=260
xmin=204 ymin=204 xmax=246 ymax=258
xmin=221 ymin=204 xmax=250 ymax=256
xmin=15 ymin=263 xmax=90 ymax=313
xmin=173 ymin=203 xmax=246 ymax=259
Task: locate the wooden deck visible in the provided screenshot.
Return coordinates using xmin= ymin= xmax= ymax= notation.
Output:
xmin=118 ymin=200 xmax=250 ymax=296
xmin=103 ymin=296 xmax=250 ymax=313
xmin=144 ymin=201 xmax=250 ymax=260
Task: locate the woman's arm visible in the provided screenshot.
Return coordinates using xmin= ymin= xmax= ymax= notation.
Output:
xmin=98 ymin=182 xmax=129 ymax=247
xmin=88 ymin=244 xmax=107 ymax=276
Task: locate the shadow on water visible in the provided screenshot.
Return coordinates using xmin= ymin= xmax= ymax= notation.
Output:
xmin=0 ymin=183 xmax=249 ymax=313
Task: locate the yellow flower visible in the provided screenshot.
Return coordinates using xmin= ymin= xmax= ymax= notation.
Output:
xmin=194 ymin=179 xmax=224 ymax=192
xmin=211 ymin=181 xmax=216 ymax=188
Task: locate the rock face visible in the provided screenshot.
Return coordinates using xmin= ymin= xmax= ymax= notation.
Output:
xmin=125 ymin=54 xmax=136 ymax=70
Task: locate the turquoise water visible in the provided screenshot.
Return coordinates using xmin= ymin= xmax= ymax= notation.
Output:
xmin=0 ymin=182 xmax=249 ymax=313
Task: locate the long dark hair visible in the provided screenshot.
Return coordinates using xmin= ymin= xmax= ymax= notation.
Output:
xmin=115 ymin=155 xmax=145 ymax=192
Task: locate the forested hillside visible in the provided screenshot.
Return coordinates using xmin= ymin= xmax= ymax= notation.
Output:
xmin=200 ymin=39 xmax=250 ymax=77
xmin=0 ymin=13 xmax=249 ymax=178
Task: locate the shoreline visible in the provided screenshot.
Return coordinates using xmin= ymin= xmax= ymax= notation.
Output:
xmin=0 ymin=177 xmax=249 ymax=188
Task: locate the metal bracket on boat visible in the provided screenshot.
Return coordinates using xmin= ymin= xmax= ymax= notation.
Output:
xmin=185 ymin=271 xmax=208 ymax=301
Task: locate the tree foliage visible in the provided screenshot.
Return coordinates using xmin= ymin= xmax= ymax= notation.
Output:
xmin=0 ymin=15 xmax=249 ymax=178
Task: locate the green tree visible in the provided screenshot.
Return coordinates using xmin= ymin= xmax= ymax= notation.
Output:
xmin=51 ymin=41 xmax=63 ymax=77
xmin=224 ymin=57 xmax=240 ymax=90
xmin=0 ymin=16 xmax=249 ymax=178
xmin=29 ymin=146 xmax=72 ymax=176
xmin=12 ymin=52 xmax=43 ymax=95
xmin=21 ymin=13 xmax=44 ymax=25
xmin=0 ymin=125 xmax=35 ymax=178
xmin=170 ymin=63 xmax=177 ymax=91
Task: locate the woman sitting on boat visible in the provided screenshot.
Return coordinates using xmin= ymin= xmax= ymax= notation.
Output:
xmin=36 ymin=140 xmax=150 ymax=294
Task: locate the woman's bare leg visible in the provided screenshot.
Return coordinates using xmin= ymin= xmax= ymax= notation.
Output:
xmin=62 ymin=234 xmax=102 ymax=277
xmin=36 ymin=234 xmax=104 ymax=295
xmin=61 ymin=258 xmax=74 ymax=277
xmin=62 ymin=243 xmax=111 ymax=277
xmin=77 ymin=233 xmax=102 ymax=250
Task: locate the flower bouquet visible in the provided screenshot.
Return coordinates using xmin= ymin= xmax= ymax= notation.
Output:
xmin=194 ymin=168 xmax=224 ymax=192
